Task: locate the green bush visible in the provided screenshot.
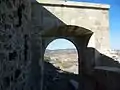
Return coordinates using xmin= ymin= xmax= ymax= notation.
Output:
xmin=44 ymin=56 xmax=52 ymax=62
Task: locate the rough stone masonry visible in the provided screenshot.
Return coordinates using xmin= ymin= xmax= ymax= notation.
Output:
xmin=0 ymin=0 xmax=31 ymax=90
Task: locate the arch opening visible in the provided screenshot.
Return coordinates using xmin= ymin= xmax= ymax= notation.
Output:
xmin=44 ymin=38 xmax=79 ymax=74
xmin=41 ymin=25 xmax=93 ymax=90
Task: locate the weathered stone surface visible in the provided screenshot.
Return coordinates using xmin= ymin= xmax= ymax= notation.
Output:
xmin=0 ymin=0 xmax=31 ymax=90
xmin=32 ymin=0 xmax=110 ymax=55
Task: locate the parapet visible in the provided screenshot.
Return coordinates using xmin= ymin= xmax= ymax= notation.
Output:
xmin=34 ymin=0 xmax=110 ymax=10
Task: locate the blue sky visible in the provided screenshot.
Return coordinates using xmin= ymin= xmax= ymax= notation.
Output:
xmin=47 ymin=39 xmax=76 ymax=50
xmin=75 ymin=0 xmax=120 ymax=50
xmin=47 ymin=0 xmax=120 ymax=50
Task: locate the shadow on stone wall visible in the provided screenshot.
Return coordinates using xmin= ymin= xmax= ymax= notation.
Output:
xmin=43 ymin=60 xmax=78 ymax=90
xmin=43 ymin=47 xmax=120 ymax=90
xmin=84 ymin=47 xmax=120 ymax=69
xmin=83 ymin=47 xmax=120 ymax=90
xmin=43 ymin=60 xmax=97 ymax=90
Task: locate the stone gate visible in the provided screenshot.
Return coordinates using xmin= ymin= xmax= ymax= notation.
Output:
xmin=31 ymin=1 xmax=110 ymax=90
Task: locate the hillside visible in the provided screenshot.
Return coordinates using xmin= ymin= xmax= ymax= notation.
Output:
xmin=44 ymin=49 xmax=78 ymax=74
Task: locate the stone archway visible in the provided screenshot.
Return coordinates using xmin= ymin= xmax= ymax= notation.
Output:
xmin=39 ymin=25 xmax=93 ymax=90
xmin=43 ymin=38 xmax=79 ymax=90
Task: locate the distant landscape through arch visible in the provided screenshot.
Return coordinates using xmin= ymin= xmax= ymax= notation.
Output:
xmin=44 ymin=38 xmax=79 ymax=74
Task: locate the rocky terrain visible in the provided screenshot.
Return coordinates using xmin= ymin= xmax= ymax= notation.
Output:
xmin=44 ymin=49 xmax=78 ymax=74
xmin=110 ymin=50 xmax=120 ymax=62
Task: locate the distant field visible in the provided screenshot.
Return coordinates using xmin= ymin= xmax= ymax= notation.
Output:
xmin=44 ymin=49 xmax=78 ymax=74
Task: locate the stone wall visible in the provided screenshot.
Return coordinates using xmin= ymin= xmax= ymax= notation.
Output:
xmin=0 ymin=0 xmax=31 ymax=89
xmin=32 ymin=0 xmax=110 ymax=55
